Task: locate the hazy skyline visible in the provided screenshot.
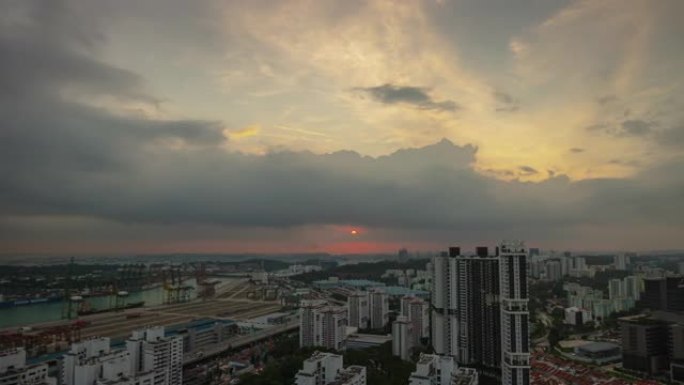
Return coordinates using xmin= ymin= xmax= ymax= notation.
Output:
xmin=1 ymin=0 xmax=683 ymax=255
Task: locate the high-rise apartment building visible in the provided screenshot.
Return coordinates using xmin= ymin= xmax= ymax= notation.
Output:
xmin=398 ymin=248 xmax=409 ymax=263
xmin=620 ymin=312 xmax=684 ymax=383
xmin=544 ymin=260 xmax=562 ymax=282
xmin=299 ymin=300 xmax=348 ymax=350
xmin=400 ymin=296 xmax=429 ymax=345
xmin=347 ymin=291 xmax=370 ymax=329
xmin=369 ymin=289 xmax=389 ymax=330
xmin=126 ymin=327 xmax=183 ymax=385
xmin=431 ymin=242 xmax=529 ymax=384
xmin=624 ymin=276 xmax=642 ymax=301
xmin=299 ymin=300 xmax=326 ymax=348
xmin=609 ymin=279 xmax=625 ymax=300
xmin=392 ymin=315 xmax=413 ymax=361
xmin=614 ymin=254 xmax=629 ymax=270
xmin=499 ymin=241 xmax=530 ymax=385
xmin=295 ymin=352 xmax=366 ymax=385
xmin=640 ymin=276 xmax=684 ymax=312
xmin=1 ymin=348 xmax=56 ymax=385
xmin=431 ymin=246 xmax=501 ymax=380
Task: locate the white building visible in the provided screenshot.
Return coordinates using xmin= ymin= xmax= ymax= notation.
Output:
xmin=126 ymin=327 xmax=183 ymax=385
xmin=452 ymin=368 xmax=479 ymax=385
xmin=299 ymin=299 xmax=326 ymax=348
xmin=608 ymin=279 xmax=625 ymax=300
xmin=347 ymin=291 xmax=370 ymax=329
xmin=564 ymin=307 xmax=592 ymax=325
xmin=1 ymin=348 xmax=56 ymax=385
xmin=62 ymin=337 xmax=155 ymax=385
xmin=299 ymin=301 xmax=348 ymax=350
xmin=560 ymin=255 xmax=572 ymax=277
xmin=400 ymin=296 xmax=429 ymax=345
xmin=624 ymin=275 xmax=642 ymax=301
xmin=250 ymin=271 xmax=268 ymax=285
xmin=368 ymin=289 xmax=389 ymax=330
xmin=613 ymin=254 xmax=629 ymax=270
xmin=294 ymin=352 xmax=366 ymax=385
xmin=544 ymin=260 xmax=562 ymax=282
xmin=409 ymin=354 xmax=455 ymax=385
xmin=392 ymin=316 xmax=413 ymax=361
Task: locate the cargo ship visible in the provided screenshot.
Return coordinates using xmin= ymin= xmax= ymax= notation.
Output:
xmin=0 ymin=295 xmax=62 ymax=308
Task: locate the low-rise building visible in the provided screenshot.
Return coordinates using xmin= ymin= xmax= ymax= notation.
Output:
xmin=294 ymin=352 xmax=366 ymax=385
xmin=564 ymin=307 xmax=592 ymax=325
xmin=345 ymin=333 xmax=392 ymax=350
xmin=1 ymin=348 xmax=56 ymax=385
xmin=409 ymin=354 xmax=458 ymax=385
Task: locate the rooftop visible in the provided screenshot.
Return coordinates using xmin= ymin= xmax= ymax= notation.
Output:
xmin=577 ymin=341 xmax=620 ymax=353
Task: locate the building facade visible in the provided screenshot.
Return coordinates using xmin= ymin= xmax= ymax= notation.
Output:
xmin=1 ymin=348 xmax=55 ymax=385
xmin=400 ymin=296 xmax=429 ymax=345
xmin=369 ymin=289 xmax=389 ymax=330
xmin=347 ymin=291 xmax=370 ymax=329
xmin=499 ymin=241 xmax=530 ymax=385
xmin=295 ymin=352 xmax=366 ymax=385
xmin=126 ymin=327 xmax=183 ymax=385
xmin=62 ymin=337 xmax=156 ymax=385
xmin=392 ymin=316 xmax=413 ymax=361
xmin=408 ymin=354 xmax=456 ymax=385
xmin=299 ymin=301 xmax=348 ymax=350
xmin=431 ymin=246 xmax=503 ymax=382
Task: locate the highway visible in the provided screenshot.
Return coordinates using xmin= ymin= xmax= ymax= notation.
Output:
xmin=183 ymin=321 xmax=299 ymax=365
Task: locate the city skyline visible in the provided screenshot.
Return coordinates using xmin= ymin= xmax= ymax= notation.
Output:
xmin=2 ymin=0 xmax=684 ymax=255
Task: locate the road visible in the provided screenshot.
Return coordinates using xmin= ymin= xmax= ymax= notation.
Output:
xmin=183 ymin=321 xmax=299 ymax=365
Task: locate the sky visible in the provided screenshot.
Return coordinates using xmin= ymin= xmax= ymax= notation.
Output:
xmin=1 ymin=0 xmax=683 ymax=256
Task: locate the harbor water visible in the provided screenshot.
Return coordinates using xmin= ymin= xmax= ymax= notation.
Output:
xmin=0 ymin=278 xmax=203 ymax=328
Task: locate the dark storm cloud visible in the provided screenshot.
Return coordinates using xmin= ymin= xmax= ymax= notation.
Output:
xmin=2 ymin=0 xmax=684 ymax=247
xmin=356 ymin=84 xmax=459 ymax=111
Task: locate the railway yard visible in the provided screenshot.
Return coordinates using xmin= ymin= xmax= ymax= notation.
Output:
xmin=0 ymin=278 xmax=286 ymax=354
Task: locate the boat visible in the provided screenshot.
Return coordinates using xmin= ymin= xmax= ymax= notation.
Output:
xmin=0 ymin=296 xmax=62 ymax=308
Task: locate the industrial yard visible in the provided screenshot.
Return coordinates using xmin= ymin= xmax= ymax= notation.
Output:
xmin=0 ymin=277 xmax=286 ymax=357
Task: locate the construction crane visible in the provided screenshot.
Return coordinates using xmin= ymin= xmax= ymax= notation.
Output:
xmin=163 ymin=265 xmax=193 ymax=304
xmin=190 ymin=263 xmax=217 ymax=300
xmin=61 ymin=257 xmax=75 ymax=319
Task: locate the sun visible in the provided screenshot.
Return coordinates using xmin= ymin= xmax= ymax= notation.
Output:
xmin=350 ymin=229 xmax=358 ymax=235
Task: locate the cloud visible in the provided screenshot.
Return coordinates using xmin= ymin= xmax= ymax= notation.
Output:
xmin=597 ymin=95 xmax=618 ymax=106
xmin=228 ymin=124 xmax=260 ymax=139
xmin=356 ymin=84 xmax=459 ymax=112
xmin=518 ymin=165 xmax=538 ymax=175
xmin=493 ymin=91 xmax=520 ymax=112
xmin=2 ymin=0 xmax=684 ymax=253
xmin=569 ymin=148 xmax=585 ymax=153
xmin=621 ymin=119 xmax=654 ymax=136
xmin=656 ymin=124 xmax=684 ymax=147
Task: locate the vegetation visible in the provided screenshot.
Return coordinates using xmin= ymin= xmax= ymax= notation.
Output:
xmin=240 ymin=335 xmax=416 ymax=385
